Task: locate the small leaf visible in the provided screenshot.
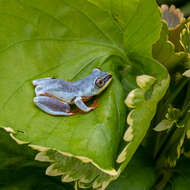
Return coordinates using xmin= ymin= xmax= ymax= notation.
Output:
xmin=180 ymin=22 xmax=190 ymax=53
xmin=166 ymin=107 xmax=181 ymax=121
xmin=153 ymin=119 xmax=174 ymax=132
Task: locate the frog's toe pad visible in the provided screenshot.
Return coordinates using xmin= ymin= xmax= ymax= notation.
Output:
xmin=34 ymin=85 xmax=47 ymax=96
xmin=33 ymin=96 xmax=72 ymax=116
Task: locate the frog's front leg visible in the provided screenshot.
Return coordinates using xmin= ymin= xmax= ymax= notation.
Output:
xmin=74 ymin=97 xmax=95 ymax=112
xmin=34 ymin=96 xmax=74 ymax=116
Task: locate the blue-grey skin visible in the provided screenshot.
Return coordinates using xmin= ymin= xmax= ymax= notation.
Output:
xmin=33 ymin=68 xmax=112 ymax=116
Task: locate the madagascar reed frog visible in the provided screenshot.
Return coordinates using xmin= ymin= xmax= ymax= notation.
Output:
xmin=33 ymin=68 xmax=112 ymax=116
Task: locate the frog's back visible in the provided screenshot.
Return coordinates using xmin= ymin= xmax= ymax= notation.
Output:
xmin=33 ymin=78 xmax=80 ymax=102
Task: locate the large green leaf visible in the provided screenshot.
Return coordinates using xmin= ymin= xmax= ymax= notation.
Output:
xmin=0 ymin=0 xmax=126 ymax=175
xmin=89 ymin=0 xmax=162 ymax=56
xmin=0 ymin=0 xmax=169 ymax=189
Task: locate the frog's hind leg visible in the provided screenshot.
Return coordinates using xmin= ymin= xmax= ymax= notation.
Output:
xmin=34 ymin=96 xmax=73 ymax=116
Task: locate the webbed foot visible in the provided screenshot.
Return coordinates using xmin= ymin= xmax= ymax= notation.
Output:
xmin=90 ymin=98 xmax=99 ymax=109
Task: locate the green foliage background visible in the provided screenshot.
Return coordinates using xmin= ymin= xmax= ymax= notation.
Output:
xmin=0 ymin=0 xmax=189 ymax=190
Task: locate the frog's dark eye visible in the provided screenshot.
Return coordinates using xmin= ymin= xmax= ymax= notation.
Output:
xmin=95 ymin=78 xmax=104 ymax=88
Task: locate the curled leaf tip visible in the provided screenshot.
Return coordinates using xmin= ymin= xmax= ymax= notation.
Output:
xmin=3 ymin=127 xmax=15 ymax=133
xmin=10 ymin=133 xmax=29 ymax=145
xmin=160 ymin=4 xmax=185 ymax=29
xmin=124 ymin=126 xmax=133 ymax=142
xmin=61 ymin=175 xmax=73 ymax=182
xmin=29 ymin=144 xmax=50 ymax=152
xmin=136 ymin=75 xmax=156 ymax=89
xmin=126 ymin=110 xmax=134 ymax=126
xmin=116 ymin=145 xmax=129 ymax=163
xmin=125 ymin=75 xmax=156 ymax=109
xmin=35 ymin=151 xmax=54 ymax=162
xmin=46 ymin=163 xmax=64 ymax=176
xmin=125 ymin=89 xmax=144 ymax=108
xmin=125 ymin=90 xmax=136 ymax=108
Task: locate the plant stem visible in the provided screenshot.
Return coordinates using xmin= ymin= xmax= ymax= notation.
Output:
xmin=181 ymin=82 xmax=190 ymax=116
xmin=153 ymin=169 xmax=173 ymax=190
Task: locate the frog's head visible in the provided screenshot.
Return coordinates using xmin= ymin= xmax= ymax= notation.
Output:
xmin=90 ymin=68 xmax=112 ymax=95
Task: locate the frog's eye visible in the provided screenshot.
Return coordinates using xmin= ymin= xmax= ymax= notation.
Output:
xmin=95 ymin=78 xmax=105 ymax=88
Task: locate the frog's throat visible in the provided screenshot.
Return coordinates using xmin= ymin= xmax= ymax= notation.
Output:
xmin=97 ymin=78 xmax=112 ymax=94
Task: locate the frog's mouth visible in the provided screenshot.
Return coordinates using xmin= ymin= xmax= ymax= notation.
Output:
xmin=101 ymin=74 xmax=112 ymax=90
xmin=103 ymin=74 xmax=112 ymax=83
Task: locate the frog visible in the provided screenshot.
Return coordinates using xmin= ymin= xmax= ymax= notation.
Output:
xmin=32 ymin=68 xmax=112 ymax=116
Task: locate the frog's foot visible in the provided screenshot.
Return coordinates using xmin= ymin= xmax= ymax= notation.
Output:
xmin=33 ymin=96 xmax=73 ymax=116
xmin=90 ymin=98 xmax=99 ymax=109
xmin=71 ymin=108 xmax=84 ymax=114
xmin=74 ymin=97 xmax=94 ymax=113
